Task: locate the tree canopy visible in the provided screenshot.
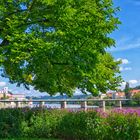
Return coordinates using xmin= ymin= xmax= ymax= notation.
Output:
xmin=0 ymin=0 xmax=122 ymax=96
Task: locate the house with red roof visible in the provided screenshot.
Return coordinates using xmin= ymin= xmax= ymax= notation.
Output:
xmin=130 ymin=89 xmax=140 ymax=96
xmin=107 ymin=91 xmax=125 ymax=99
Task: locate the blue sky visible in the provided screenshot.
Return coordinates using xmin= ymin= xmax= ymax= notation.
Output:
xmin=0 ymin=0 xmax=140 ymax=95
xmin=109 ymin=0 xmax=140 ymax=88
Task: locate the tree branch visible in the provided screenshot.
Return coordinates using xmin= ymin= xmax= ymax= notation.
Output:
xmin=0 ymin=39 xmax=9 ymax=47
xmin=51 ymin=61 xmax=69 ymax=65
xmin=28 ymin=0 xmax=36 ymax=11
xmin=17 ymin=18 xmax=50 ymax=28
xmin=7 ymin=9 xmax=27 ymax=16
xmin=0 ymin=9 xmax=27 ymax=21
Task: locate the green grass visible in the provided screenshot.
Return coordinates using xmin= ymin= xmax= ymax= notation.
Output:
xmin=1 ymin=138 xmax=60 ymax=140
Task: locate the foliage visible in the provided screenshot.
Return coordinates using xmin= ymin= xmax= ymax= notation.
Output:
xmin=0 ymin=108 xmax=25 ymax=138
xmin=22 ymin=109 xmax=67 ymax=138
xmin=58 ymin=111 xmax=107 ymax=140
xmin=0 ymin=108 xmax=66 ymax=138
xmin=132 ymin=92 xmax=140 ymax=100
xmin=124 ymin=82 xmax=131 ymax=99
xmin=106 ymin=109 xmax=140 ymax=140
xmin=0 ymin=108 xmax=140 ymax=139
xmin=0 ymin=0 xmax=121 ymax=96
xmin=132 ymin=92 xmax=140 ymax=105
xmin=103 ymin=96 xmax=116 ymax=106
xmin=133 ymin=85 xmax=140 ymax=90
xmin=86 ymin=95 xmax=100 ymax=106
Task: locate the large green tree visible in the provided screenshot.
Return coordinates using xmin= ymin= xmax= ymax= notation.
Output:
xmin=0 ymin=0 xmax=122 ymax=96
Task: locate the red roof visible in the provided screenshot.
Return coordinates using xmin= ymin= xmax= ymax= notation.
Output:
xmin=130 ymin=89 xmax=140 ymax=95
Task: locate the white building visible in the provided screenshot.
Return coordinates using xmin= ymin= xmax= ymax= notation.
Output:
xmin=0 ymin=87 xmax=26 ymax=100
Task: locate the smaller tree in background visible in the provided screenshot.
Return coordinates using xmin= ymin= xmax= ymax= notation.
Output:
xmin=124 ymin=82 xmax=131 ymax=99
xmin=133 ymin=85 xmax=140 ymax=90
xmin=132 ymin=92 xmax=140 ymax=105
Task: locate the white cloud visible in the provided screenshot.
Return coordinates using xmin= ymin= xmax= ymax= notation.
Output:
xmin=0 ymin=82 xmax=6 ymax=87
xmin=119 ymin=82 xmax=126 ymax=90
xmin=117 ymin=58 xmax=129 ymax=64
xmin=121 ymin=82 xmax=126 ymax=86
xmin=109 ymin=37 xmax=140 ymax=52
xmin=122 ymin=59 xmax=129 ymax=64
xmin=117 ymin=58 xmax=132 ymax=71
xmin=124 ymin=67 xmax=132 ymax=71
xmin=119 ymin=66 xmax=132 ymax=71
xmin=115 ymin=42 xmax=140 ymax=52
xmin=120 ymin=80 xmax=139 ymax=89
xmin=129 ymin=80 xmax=138 ymax=85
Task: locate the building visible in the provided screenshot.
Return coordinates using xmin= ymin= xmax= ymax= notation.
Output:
xmin=0 ymin=87 xmax=26 ymax=100
xmin=130 ymin=89 xmax=140 ymax=96
xmin=107 ymin=91 xmax=125 ymax=99
xmin=100 ymin=93 xmax=107 ymax=99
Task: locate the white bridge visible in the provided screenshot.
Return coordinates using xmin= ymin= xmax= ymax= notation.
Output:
xmin=0 ymin=99 xmax=131 ymax=112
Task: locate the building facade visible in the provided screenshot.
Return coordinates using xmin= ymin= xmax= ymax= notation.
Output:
xmin=0 ymin=87 xmax=26 ymax=100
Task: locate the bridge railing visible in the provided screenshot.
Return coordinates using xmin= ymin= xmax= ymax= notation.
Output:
xmin=0 ymin=99 xmax=131 ymax=111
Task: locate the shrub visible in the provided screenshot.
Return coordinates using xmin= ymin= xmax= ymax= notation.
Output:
xmin=0 ymin=108 xmax=25 ymax=138
xmin=24 ymin=109 xmax=67 ymax=138
xmin=0 ymin=108 xmax=140 ymax=140
xmin=58 ymin=111 xmax=108 ymax=140
xmin=106 ymin=110 xmax=140 ymax=140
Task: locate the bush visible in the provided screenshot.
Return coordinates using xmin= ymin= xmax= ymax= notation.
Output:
xmin=0 ymin=108 xmax=140 ymax=139
xmin=106 ymin=111 xmax=140 ymax=140
xmin=23 ymin=109 xmax=67 ymax=138
xmin=0 ymin=108 xmax=25 ymax=138
xmin=59 ymin=111 xmax=108 ymax=140
xmin=0 ymin=108 xmax=66 ymax=138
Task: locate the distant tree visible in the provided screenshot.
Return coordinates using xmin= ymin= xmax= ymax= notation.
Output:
xmin=132 ymin=92 xmax=140 ymax=105
xmin=124 ymin=82 xmax=131 ymax=99
xmin=133 ymin=85 xmax=140 ymax=90
xmin=0 ymin=0 xmax=122 ymax=96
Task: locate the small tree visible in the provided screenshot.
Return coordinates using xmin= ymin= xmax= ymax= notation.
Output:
xmin=124 ymin=82 xmax=131 ymax=99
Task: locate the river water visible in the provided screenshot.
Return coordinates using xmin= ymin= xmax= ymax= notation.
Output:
xmin=32 ymin=103 xmax=99 ymax=109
